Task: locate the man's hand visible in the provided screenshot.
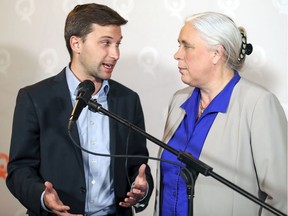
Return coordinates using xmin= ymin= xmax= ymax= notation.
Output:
xmin=44 ymin=181 xmax=83 ymax=216
xmin=119 ymin=164 xmax=148 ymax=208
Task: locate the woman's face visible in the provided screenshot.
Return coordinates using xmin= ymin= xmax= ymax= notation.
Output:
xmin=174 ymin=23 xmax=215 ymax=87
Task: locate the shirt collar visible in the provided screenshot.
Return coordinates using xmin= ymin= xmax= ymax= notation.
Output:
xmin=181 ymin=71 xmax=240 ymax=114
xmin=65 ymin=65 xmax=110 ymax=100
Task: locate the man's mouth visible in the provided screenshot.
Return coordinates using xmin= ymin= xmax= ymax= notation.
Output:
xmin=103 ymin=63 xmax=114 ymax=69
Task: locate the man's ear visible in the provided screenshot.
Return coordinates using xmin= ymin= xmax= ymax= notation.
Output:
xmin=70 ymin=36 xmax=81 ymax=54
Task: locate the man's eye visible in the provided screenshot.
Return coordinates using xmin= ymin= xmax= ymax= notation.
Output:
xmin=101 ymin=41 xmax=111 ymax=46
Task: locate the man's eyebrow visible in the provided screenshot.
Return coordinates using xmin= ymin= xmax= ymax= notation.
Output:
xmin=99 ymin=36 xmax=123 ymax=41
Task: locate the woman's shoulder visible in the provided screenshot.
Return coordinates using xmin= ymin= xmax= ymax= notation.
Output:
xmin=174 ymin=86 xmax=194 ymax=97
xmin=236 ymin=77 xmax=272 ymax=96
xmin=234 ymin=77 xmax=282 ymax=108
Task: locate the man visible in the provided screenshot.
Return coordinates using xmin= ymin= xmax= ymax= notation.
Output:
xmin=6 ymin=3 xmax=153 ymax=216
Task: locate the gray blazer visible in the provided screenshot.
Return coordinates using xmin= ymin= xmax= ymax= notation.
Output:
xmin=155 ymin=77 xmax=287 ymax=216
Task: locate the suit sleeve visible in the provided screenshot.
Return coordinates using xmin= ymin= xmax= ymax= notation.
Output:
xmin=128 ymin=93 xmax=154 ymax=212
xmin=6 ymin=88 xmax=45 ymax=215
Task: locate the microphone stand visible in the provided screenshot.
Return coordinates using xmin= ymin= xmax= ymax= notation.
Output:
xmin=87 ymin=99 xmax=286 ymax=216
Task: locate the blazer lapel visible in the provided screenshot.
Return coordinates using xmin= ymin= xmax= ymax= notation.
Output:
xmin=163 ymin=87 xmax=193 ymax=143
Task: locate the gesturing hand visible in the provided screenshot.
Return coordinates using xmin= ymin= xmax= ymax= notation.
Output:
xmin=44 ymin=181 xmax=83 ymax=216
xmin=119 ymin=164 xmax=148 ymax=208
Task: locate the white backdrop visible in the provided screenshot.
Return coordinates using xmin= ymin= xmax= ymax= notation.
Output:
xmin=0 ymin=0 xmax=287 ymax=215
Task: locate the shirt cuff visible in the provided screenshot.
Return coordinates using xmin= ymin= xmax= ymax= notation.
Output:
xmin=131 ymin=182 xmax=149 ymax=208
xmin=41 ymin=191 xmax=53 ymax=213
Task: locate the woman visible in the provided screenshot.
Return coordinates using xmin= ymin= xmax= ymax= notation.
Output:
xmin=155 ymin=12 xmax=287 ymax=216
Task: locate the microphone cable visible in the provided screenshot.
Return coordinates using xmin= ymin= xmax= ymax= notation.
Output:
xmin=67 ymin=119 xmax=195 ymax=199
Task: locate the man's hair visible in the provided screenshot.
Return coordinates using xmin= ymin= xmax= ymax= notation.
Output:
xmin=64 ymin=3 xmax=128 ymax=57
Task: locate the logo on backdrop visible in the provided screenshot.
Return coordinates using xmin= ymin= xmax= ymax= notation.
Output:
xmin=0 ymin=153 xmax=9 ymax=180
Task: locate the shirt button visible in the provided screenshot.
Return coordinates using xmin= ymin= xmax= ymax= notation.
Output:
xmin=90 ymin=121 xmax=94 ymax=125
xmin=91 ymin=179 xmax=96 ymax=185
xmin=173 ymin=192 xmax=176 ymax=197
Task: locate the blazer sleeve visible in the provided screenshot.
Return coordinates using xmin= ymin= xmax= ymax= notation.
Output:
xmin=250 ymin=91 xmax=287 ymax=215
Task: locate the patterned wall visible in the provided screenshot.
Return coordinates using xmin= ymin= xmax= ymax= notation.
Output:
xmin=0 ymin=0 xmax=287 ymax=215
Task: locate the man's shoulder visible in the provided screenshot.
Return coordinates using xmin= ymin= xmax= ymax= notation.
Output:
xmin=108 ymin=79 xmax=138 ymax=95
xmin=18 ymin=69 xmax=67 ymax=100
xmin=22 ymin=69 xmax=66 ymax=91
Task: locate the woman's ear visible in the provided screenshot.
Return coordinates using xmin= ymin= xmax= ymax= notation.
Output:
xmin=212 ymin=45 xmax=225 ymax=64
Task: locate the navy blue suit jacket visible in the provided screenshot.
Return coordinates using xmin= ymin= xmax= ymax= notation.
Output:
xmin=6 ymin=68 xmax=153 ymax=216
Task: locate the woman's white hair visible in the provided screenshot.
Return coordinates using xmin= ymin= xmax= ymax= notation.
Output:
xmin=186 ymin=12 xmax=248 ymax=71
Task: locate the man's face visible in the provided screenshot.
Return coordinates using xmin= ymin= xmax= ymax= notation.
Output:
xmin=73 ymin=23 xmax=123 ymax=82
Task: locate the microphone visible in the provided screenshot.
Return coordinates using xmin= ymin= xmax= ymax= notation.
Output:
xmin=69 ymin=80 xmax=95 ymax=122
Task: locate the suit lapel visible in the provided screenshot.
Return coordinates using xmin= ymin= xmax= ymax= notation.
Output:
xmin=52 ymin=69 xmax=85 ymax=177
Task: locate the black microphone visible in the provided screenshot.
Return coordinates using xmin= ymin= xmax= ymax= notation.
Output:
xmin=69 ymin=80 xmax=95 ymax=122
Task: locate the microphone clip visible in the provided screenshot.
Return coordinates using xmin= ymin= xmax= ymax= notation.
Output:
xmin=88 ymin=99 xmax=102 ymax=113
